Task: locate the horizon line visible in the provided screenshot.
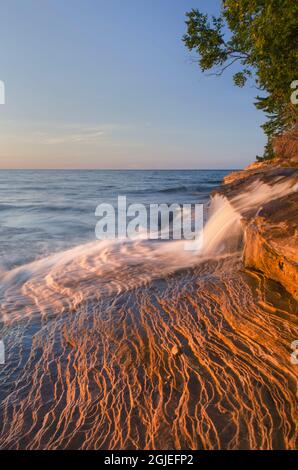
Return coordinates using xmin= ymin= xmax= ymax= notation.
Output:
xmin=0 ymin=167 xmax=240 ymax=171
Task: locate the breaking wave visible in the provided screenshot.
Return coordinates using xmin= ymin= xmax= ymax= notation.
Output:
xmin=0 ymin=175 xmax=297 ymax=449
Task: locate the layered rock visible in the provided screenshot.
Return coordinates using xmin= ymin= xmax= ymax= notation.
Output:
xmin=243 ymin=191 xmax=298 ymax=301
xmin=217 ymin=165 xmax=298 ymax=300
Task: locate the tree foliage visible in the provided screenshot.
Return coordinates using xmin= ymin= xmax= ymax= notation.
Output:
xmin=183 ymin=0 xmax=298 ymax=159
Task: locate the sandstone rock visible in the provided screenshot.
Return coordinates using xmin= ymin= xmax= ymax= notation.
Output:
xmin=243 ymin=192 xmax=298 ymax=301
xmin=273 ymin=126 xmax=298 ymax=166
xmin=216 ymin=166 xmax=298 ymax=300
xmin=171 ymin=345 xmax=181 ymax=357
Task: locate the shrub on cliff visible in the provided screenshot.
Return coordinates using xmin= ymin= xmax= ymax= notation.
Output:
xmin=183 ymin=0 xmax=298 ymax=160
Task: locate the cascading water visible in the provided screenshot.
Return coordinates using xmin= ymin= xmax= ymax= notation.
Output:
xmin=0 ymin=176 xmax=297 ymax=449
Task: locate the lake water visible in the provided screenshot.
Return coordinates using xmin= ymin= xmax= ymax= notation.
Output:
xmin=1 ymin=168 xmax=296 ymax=450
xmin=0 ymin=169 xmax=229 ymax=270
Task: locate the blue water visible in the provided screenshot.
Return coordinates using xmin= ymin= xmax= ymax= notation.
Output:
xmin=0 ymin=170 xmax=230 ymax=270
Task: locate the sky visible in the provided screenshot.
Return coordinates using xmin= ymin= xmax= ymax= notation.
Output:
xmin=0 ymin=0 xmax=266 ymax=169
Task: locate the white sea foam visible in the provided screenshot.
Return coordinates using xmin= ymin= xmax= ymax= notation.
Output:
xmin=0 ymin=175 xmax=296 ymax=322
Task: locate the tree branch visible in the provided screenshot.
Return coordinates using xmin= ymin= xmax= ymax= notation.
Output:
xmin=206 ymin=57 xmax=240 ymax=76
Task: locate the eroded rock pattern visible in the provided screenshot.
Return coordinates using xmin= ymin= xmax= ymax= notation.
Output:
xmin=0 ymin=257 xmax=297 ymax=450
xmin=217 ymin=167 xmax=298 ymax=300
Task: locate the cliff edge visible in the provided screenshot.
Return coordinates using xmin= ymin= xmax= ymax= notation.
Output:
xmin=217 ymin=130 xmax=298 ymax=300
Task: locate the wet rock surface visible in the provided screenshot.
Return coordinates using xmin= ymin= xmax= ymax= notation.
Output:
xmin=216 ymin=166 xmax=298 ymax=300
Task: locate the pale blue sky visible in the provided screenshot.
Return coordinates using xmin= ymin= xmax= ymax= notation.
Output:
xmin=0 ymin=0 xmax=265 ymax=169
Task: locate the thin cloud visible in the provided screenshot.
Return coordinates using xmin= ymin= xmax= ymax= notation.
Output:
xmin=43 ymin=127 xmax=105 ymax=145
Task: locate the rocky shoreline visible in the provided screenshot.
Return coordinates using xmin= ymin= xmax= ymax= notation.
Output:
xmin=216 ymin=158 xmax=298 ymax=301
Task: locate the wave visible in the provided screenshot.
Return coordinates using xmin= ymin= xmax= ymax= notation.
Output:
xmin=0 ymin=174 xmax=298 ymax=450
xmin=0 ymin=175 xmax=296 ymax=324
xmin=0 ymin=203 xmax=89 ymax=213
xmin=158 ymin=184 xmax=219 ymax=194
xmin=125 ymin=182 xmax=221 ymax=196
xmin=158 ymin=185 xmax=189 ymax=193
